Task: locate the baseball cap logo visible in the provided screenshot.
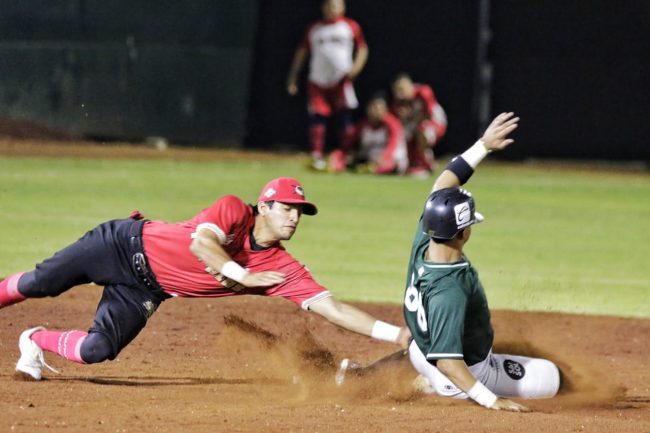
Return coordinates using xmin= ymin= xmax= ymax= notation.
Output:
xmin=294 ymin=185 xmax=304 ymax=197
xmin=263 ymin=187 xmax=277 ymax=199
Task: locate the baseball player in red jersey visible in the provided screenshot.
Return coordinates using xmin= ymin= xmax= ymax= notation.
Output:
xmin=329 ymin=93 xmax=408 ymax=174
xmin=391 ymin=73 xmax=448 ymax=177
xmin=287 ymin=0 xmax=368 ymax=171
xmin=0 ymin=177 xmax=410 ymax=380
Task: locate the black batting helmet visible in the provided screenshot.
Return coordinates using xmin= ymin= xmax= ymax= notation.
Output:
xmin=422 ymin=187 xmax=485 ymax=241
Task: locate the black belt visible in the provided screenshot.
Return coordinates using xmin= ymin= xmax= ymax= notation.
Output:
xmin=128 ymin=219 xmax=171 ymax=301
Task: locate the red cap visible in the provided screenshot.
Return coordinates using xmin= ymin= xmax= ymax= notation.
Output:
xmin=257 ymin=177 xmax=318 ymax=215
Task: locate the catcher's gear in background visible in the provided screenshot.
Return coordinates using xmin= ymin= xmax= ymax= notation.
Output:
xmin=422 ymin=187 xmax=484 ymax=241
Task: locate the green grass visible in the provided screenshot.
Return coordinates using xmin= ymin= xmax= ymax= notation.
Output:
xmin=1 ymin=154 xmax=648 ymax=318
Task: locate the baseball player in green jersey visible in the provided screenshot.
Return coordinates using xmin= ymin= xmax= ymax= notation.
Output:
xmin=336 ymin=112 xmax=560 ymax=411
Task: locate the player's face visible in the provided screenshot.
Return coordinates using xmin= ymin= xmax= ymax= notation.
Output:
xmin=393 ymin=78 xmax=415 ymax=101
xmin=322 ymin=0 xmax=345 ymax=20
xmin=367 ymin=99 xmax=387 ymax=123
xmin=264 ymin=202 xmax=303 ymax=241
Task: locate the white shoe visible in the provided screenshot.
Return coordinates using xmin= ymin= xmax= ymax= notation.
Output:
xmin=15 ymin=326 xmax=59 ymax=380
xmin=311 ymin=158 xmax=327 ymax=172
xmin=412 ymin=374 xmax=436 ymax=394
xmin=334 ymin=358 xmax=361 ymax=386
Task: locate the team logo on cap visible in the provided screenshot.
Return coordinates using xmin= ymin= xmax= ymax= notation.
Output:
xmin=294 ymin=185 xmax=304 ymax=196
xmin=454 ymin=202 xmax=471 ymax=228
xmin=263 ymin=188 xmax=277 ymax=198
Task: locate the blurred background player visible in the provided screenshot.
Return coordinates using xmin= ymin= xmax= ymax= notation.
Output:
xmin=329 ymin=92 xmax=408 ymax=175
xmin=391 ymin=73 xmax=447 ymax=177
xmin=286 ymin=0 xmax=369 ymax=171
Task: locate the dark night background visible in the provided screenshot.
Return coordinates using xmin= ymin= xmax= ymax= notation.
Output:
xmin=0 ymin=0 xmax=648 ymax=160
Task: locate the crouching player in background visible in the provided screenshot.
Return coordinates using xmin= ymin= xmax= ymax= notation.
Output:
xmin=329 ymin=92 xmax=408 ymax=175
xmin=391 ymin=73 xmax=447 ymax=177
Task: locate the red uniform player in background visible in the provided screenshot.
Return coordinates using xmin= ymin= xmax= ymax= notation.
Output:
xmin=329 ymin=93 xmax=408 ymax=175
xmin=287 ymin=0 xmax=369 ymax=171
xmin=391 ymin=73 xmax=448 ymax=177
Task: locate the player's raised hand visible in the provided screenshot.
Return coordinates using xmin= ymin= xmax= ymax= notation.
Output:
xmin=287 ymin=81 xmax=298 ymax=96
xmin=241 ymin=271 xmax=286 ymax=288
xmin=481 ymin=112 xmax=519 ymax=152
xmin=490 ymin=398 xmax=531 ymax=412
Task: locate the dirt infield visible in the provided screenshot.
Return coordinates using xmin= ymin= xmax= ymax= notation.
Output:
xmin=1 ymin=288 xmax=649 ymax=433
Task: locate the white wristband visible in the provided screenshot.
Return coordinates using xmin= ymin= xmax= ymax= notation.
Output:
xmin=467 ymin=380 xmax=498 ymax=408
xmin=220 ymin=261 xmax=249 ymax=283
xmin=371 ymin=321 xmax=401 ymax=343
xmin=460 ymin=140 xmax=489 ymax=169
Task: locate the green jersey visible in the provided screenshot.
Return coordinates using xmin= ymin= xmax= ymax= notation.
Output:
xmin=403 ymin=216 xmax=493 ymax=366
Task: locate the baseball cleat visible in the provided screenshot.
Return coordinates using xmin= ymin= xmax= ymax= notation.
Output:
xmin=334 ymin=358 xmax=361 ymax=386
xmin=308 ymin=151 xmax=327 ymax=172
xmin=15 ymin=326 xmax=59 ymax=380
xmin=311 ymin=158 xmax=327 ymax=172
xmin=412 ymin=374 xmax=436 ymax=394
xmin=328 ymin=150 xmax=346 ymax=173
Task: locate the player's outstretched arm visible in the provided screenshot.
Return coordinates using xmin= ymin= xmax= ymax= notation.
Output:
xmin=309 ymin=296 xmax=411 ymax=348
xmin=437 ymin=358 xmax=530 ymax=412
xmin=432 ymin=112 xmax=519 ymax=192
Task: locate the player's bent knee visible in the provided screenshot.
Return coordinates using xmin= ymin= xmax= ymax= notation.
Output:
xmin=16 ymin=271 xmax=49 ymax=298
xmin=19 ymin=271 xmax=71 ymax=298
xmin=521 ymin=358 xmax=561 ymax=399
xmin=80 ymin=332 xmax=116 ymax=364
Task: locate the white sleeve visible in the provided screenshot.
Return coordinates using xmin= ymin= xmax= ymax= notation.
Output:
xmin=190 ymin=222 xmax=227 ymax=245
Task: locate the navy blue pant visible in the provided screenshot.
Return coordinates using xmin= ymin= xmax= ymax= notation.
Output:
xmin=18 ymin=218 xmax=170 ymax=363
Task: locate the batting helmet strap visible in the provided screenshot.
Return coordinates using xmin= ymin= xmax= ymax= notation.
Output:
xmin=422 ymin=188 xmax=484 ymax=241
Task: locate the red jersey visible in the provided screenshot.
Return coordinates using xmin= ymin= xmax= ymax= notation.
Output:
xmin=354 ymin=112 xmax=407 ymax=172
xmin=391 ymin=84 xmax=447 ymax=142
xmin=142 ymin=195 xmax=330 ymax=309
xmin=303 ymin=16 xmax=366 ymax=88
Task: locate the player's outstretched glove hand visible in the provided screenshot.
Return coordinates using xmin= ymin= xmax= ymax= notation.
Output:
xmin=481 ymin=112 xmax=520 ymax=152
xmin=490 ymin=398 xmax=531 ymax=412
xmin=241 ymin=271 xmax=286 ymax=288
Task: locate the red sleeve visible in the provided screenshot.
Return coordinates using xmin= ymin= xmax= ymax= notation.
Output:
xmin=416 ymin=84 xmax=436 ymax=118
xmin=191 ymin=195 xmax=250 ymax=239
xmin=345 ymin=18 xmax=366 ymax=48
xmin=378 ymin=113 xmax=403 ymax=169
xmin=264 ymin=252 xmax=330 ymax=309
xmin=301 ymin=22 xmax=316 ymax=52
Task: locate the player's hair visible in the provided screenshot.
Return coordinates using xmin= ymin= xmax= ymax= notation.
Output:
xmin=253 ymin=201 xmax=276 ymax=215
xmin=368 ymin=91 xmax=388 ymax=104
xmin=392 ymin=72 xmax=413 ymax=84
xmin=322 ymin=0 xmax=344 ymax=7
xmin=431 ymin=231 xmax=465 ymax=244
